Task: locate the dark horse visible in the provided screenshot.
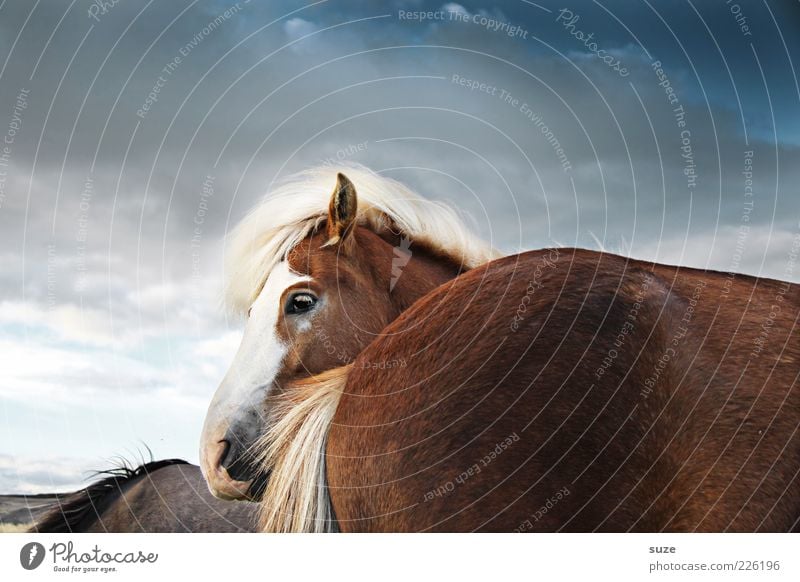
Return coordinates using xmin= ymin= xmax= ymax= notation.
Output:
xmin=32 ymin=459 xmax=256 ymax=532
xmin=198 ymin=167 xmax=799 ymax=532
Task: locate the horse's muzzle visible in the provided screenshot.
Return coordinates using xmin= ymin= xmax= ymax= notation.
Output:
xmin=201 ymin=440 xmax=257 ymax=501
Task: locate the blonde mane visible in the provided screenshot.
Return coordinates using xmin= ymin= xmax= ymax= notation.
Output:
xmin=227 ymin=164 xmax=498 ymax=532
xmin=255 ymin=367 xmax=349 ymax=533
xmin=224 ymin=164 xmax=500 ymax=313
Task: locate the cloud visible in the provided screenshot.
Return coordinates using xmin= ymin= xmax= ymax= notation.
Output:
xmin=0 ymin=453 xmax=99 ymax=494
xmin=283 ymin=17 xmax=321 ymax=54
xmin=0 ymin=324 xmax=240 ymax=405
xmin=0 ymin=337 xmax=160 ymax=402
xmin=441 ymin=3 xmax=470 ymax=18
xmin=635 ymin=224 xmax=800 ymax=282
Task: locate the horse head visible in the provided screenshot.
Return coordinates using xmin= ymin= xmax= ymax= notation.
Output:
xmin=200 ymin=166 xmax=496 ymax=502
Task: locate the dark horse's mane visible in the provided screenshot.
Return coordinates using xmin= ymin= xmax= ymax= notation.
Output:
xmin=31 ymin=458 xmax=189 ymax=533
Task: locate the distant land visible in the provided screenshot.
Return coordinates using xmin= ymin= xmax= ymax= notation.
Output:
xmin=0 ymin=494 xmax=61 ymax=532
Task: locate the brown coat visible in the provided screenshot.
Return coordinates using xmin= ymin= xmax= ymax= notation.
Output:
xmin=328 ymin=248 xmax=800 ymax=532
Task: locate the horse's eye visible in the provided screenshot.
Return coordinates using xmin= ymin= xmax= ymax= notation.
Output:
xmin=286 ymin=292 xmax=317 ymax=315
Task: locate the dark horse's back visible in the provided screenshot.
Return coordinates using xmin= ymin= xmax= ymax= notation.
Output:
xmin=32 ymin=460 xmax=256 ymax=532
xmin=329 ymin=248 xmax=800 ymax=532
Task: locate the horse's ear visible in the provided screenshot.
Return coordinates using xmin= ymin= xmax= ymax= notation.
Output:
xmin=322 ymin=173 xmax=358 ymax=249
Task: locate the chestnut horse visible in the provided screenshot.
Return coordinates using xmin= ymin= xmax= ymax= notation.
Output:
xmin=202 ymin=166 xmax=799 ymax=531
xmin=199 ymin=165 xmax=498 ymax=529
xmin=327 ymin=248 xmax=800 ymax=532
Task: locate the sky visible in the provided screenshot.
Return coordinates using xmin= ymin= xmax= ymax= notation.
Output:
xmin=0 ymin=0 xmax=798 ymax=493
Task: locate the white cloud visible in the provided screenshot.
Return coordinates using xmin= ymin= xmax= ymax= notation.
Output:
xmin=192 ymin=330 xmax=241 ymax=361
xmin=283 ymin=18 xmax=320 ymax=54
xmin=0 ymin=273 xmax=229 ymax=350
xmin=0 ymin=338 xmax=167 ymax=402
xmin=442 ymin=3 xmax=471 ymax=18
xmin=0 ymin=453 xmax=98 ymax=494
xmin=0 ymin=328 xmax=239 ymax=405
xmin=634 ymin=226 xmax=800 ymax=282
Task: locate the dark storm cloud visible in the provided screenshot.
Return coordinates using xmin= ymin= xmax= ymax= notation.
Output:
xmin=0 ymin=0 xmax=797 ymax=342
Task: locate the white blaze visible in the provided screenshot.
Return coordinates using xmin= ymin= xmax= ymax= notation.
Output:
xmin=201 ymin=261 xmax=310 ymax=468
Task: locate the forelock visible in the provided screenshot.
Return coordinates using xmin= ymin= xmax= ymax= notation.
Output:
xmin=224 ymin=163 xmax=500 ymax=314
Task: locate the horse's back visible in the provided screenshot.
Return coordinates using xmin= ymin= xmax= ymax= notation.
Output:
xmin=34 ymin=461 xmax=256 ymax=532
xmin=87 ymin=464 xmax=256 ymax=533
xmin=328 ymin=248 xmax=800 ymax=532
xmin=644 ymin=254 xmax=799 ymax=531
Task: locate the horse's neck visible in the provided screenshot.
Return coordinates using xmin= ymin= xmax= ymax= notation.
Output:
xmin=383 ymin=238 xmax=467 ymax=314
xmin=352 ymin=227 xmax=467 ymax=316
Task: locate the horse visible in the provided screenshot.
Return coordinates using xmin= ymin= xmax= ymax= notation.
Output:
xmin=31 ymin=459 xmax=257 ymax=532
xmin=201 ymin=166 xmax=799 ymax=531
xmin=326 ymin=248 xmax=800 ymax=532
xmin=199 ymin=164 xmax=498 ymax=524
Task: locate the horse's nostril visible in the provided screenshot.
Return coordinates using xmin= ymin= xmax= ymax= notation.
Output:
xmin=217 ymin=439 xmax=232 ymax=468
xmin=219 ymin=438 xmax=254 ymax=482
